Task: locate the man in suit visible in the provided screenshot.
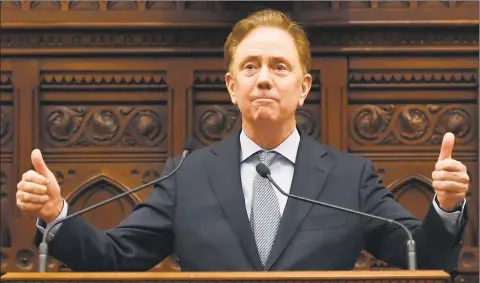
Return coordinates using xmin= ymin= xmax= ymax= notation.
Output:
xmin=16 ymin=9 xmax=469 ymax=272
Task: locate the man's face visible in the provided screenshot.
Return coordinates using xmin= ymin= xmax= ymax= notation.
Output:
xmin=225 ymin=27 xmax=312 ymax=126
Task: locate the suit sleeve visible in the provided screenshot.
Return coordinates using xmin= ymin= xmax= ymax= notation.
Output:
xmin=360 ymin=160 xmax=467 ymax=272
xmin=34 ymin=158 xmax=178 ymax=271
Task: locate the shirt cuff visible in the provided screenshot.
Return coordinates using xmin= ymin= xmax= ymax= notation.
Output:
xmin=432 ymin=194 xmax=466 ymax=234
xmin=36 ymin=199 xmax=69 ymax=241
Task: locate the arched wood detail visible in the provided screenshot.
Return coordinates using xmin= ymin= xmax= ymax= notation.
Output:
xmin=387 ymin=174 xmax=434 ymax=219
xmin=65 ymin=175 xmax=140 ymax=230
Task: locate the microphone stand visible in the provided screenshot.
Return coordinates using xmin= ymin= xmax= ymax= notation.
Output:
xmin=38 ymin=148 xmax=192 ymax=272
xmin=256 ymin=163 xmax=417 ymax=270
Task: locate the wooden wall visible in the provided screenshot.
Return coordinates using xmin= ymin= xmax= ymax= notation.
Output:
xmin=0 ymin=1 xmax=478 ymax=282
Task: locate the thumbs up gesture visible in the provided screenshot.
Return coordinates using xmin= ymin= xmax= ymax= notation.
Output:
xmin=432 ymin=133 xmax=469 ymax=211
xmin=16 ymin=149 xmax=63 ymax=223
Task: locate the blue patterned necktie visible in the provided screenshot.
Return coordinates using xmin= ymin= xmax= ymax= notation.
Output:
xmin=250 ymin=150 xmax=281 ymax=266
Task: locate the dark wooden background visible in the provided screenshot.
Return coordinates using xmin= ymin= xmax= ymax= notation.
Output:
xmin=0 ymin=1 xmax=478 ymax=282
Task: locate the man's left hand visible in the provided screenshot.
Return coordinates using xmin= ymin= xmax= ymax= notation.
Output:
xmin=432 ymin=132 xmax=469 ymax=212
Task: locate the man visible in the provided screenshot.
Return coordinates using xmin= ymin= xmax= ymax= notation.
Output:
xmin=17 ymin=9 xmax=469 ymax=272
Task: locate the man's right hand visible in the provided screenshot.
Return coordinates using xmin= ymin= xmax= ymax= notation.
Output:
xmin=16 ymin=149 xmax=63 ymax=223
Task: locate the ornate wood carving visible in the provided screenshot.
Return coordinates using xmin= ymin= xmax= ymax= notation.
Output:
xmin=193 ymin=105 xmax=240 ymax=146
xmin=1 ymin=1 xmax=478 ymax=55
xmin=37 ymin=70 xmax=169 ymax=151
xmin=0 ymin=72 xmax=14 ymax=151
xmin=0 ymin=1 xmax=477 ymax=279
xmin=40 ymin=105 xmax=168 ymax=150
xmin=348 ymin=104 xmax=477 ymax=151
xmin=0 ymin=71 xmax=14 ymax=252
xmin=1 ymin=27 xmax=478 ymax=56
xmin=1 ymin=1 xmax=477 ymax=24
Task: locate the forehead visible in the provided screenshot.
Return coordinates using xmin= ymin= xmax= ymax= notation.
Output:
xmin=233 ymin=27 xmax=299 ymax=64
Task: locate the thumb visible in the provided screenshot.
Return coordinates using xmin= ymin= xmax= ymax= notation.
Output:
xmin=31 ymin=149 xmax=51 ymax=177
xmin=438 ymin=132 xmax=455 ymax=161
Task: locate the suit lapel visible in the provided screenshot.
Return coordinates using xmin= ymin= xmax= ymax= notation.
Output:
xmin=204 ymin=131 xmax=263 ymax=270
xmin=264 ymin=136 xmax=335 ymax=270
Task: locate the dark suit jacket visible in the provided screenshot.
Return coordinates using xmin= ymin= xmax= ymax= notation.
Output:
xmin=36 ymin=130 xmax=467 ymax=272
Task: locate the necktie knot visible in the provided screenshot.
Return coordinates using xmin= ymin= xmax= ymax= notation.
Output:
xmin=256 ymin=150 xmax=277 ymax=167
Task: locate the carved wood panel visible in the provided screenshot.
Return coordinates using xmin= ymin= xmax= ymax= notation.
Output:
xmin=0 ymin=70 xmax=14 ymax=258
xmin=347 ymin=56 xmax=479 ymax=273
xmin=0 ymin=1 xmax=478 ymax=281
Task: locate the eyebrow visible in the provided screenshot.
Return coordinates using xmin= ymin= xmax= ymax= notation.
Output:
xmin=237 ymin=55 xmax=260 ymax=69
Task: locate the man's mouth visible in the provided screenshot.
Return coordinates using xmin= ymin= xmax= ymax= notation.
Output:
xmin=253 ymin=97 xmax=277 ymax=102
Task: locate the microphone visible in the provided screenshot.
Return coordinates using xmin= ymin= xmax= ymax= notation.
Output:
xmin=38 ymin=138 xmax=197 ymax=272
xmin=255 ymin=163 xmax=417 ymax=270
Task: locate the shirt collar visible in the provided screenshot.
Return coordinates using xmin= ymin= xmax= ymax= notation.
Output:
xmin=240 ymin=127 xmax=300 ymax=164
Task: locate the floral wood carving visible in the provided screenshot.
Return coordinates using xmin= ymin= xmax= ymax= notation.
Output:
xmin=431 ymin=108 xmax=472 ymax=144
xmin=295 ymin=106 xmax=322 ymax=141
xmin=194 ymin=105 xmax=241 ymax=146
xmin=42 ymin=106 xmax=167 ymax=149
xmin=349 ymin=104 xmax=476 ymax=146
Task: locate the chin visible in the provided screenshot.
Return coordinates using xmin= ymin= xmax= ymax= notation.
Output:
xmin=252 ymin=114 xmax=279 ymax=123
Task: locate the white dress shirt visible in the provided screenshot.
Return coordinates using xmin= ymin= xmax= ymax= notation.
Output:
xmin=239 ymin=127 xmax=300 ymax=219
xmin=38 ymin=128 xmax=465 ymax=239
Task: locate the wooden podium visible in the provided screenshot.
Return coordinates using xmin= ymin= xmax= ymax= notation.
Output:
xmin=1 ymin=270 xmax=450 ymax=283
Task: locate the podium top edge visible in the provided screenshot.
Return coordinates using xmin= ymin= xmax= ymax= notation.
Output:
xmin=1 ymin=270 xmax=450 ymax=281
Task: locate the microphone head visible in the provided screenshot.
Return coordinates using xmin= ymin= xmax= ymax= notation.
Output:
xmin=184 ymin=138 xmax=197 ymax=153
xmin=255 ymin=163 xmax=271 ymax=178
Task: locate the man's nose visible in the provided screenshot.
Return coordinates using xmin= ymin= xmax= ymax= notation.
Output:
xmin=256 ymin=66 xmax=273 ymax=90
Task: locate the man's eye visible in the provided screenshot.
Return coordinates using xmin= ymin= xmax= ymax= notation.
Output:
xmin=244 ymin=64 xmax=256 ymax=70
xmin=276 ymin=64 xmax=287 ymax=70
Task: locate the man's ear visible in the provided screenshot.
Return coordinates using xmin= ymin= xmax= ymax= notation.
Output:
xmin=225 ymin=72 xmax=237 ymax=105
xmin=297 ymin=73 xmax=312 ymax=107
